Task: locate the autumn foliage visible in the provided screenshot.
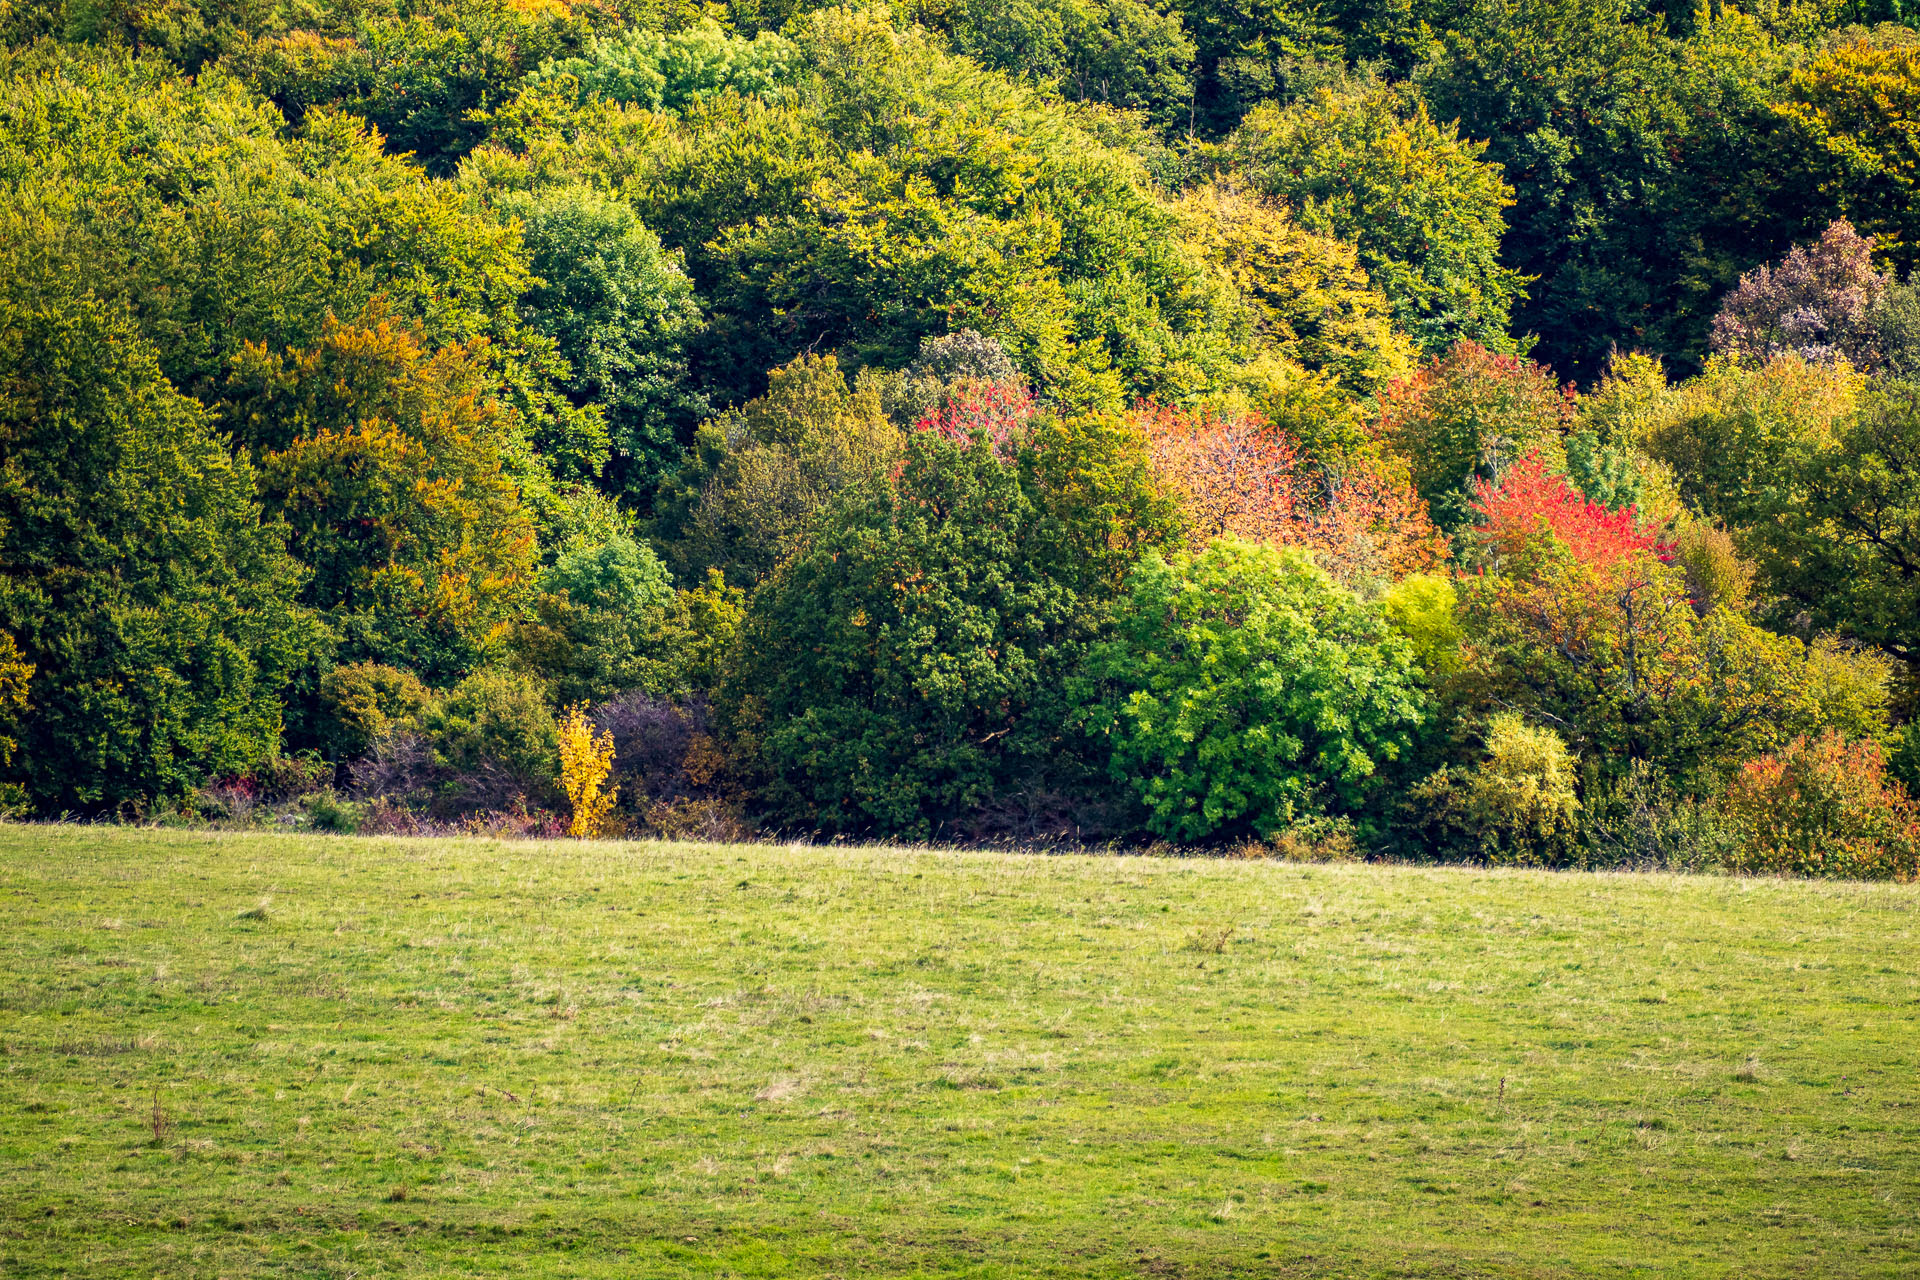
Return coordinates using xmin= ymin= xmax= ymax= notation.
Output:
xmin=1467 ymin=453 xmax=1672 ymax=577
xmin=1137 ymin=402 xmax=1446 ymax=583
xmin=912 ymin=379 xmax=1038 ymax=460
xmin=1719 ymin=731 xmax=1920 ymax=880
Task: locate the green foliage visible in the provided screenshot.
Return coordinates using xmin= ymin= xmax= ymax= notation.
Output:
xmin=911 ymin=0 xmax=1197 ymax=130
xmin=1421 ymin=0 xmax=1791 ymax=379
xmin=232 ymin=0 xmax=591 ymax=174
xmin=316 ymin=662 xmax=431 ymax=760
xmin=415 ymin=666 xmax=559 ymax=788
xmin=526 ymin=19 xmax=800 ymax=111
xmin=669 ymin=353 xmax=901 ymax=585
xmin=1406 ymin=713 xmax=1582 ymax=865
xmin=723 ymin=428 xmax=1088 ymax=837
xmin=1743 ymin=379 xmax=1920 ymax=671
xmin=494 ymin=184 xmax=706 ymax=498
xmin=1081 ymin=537 xmax=1426 ymax=843
xmin=1230 ymin=79 xmax=1524 ymax=352
xmin=513 ymin=532 xmax=678 ymax=706
xmin=0 ymin=288 xmax=315 ymax=812
xmin=480 ymin=7 xmax=1296 ymax=408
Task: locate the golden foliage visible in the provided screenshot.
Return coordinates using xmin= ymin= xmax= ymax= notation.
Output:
xmin=557 ymin=705 xmax=619 ymax=838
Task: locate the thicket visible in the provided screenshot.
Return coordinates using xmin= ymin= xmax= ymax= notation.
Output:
xmin=4 ymin=0 xmax=1920 ymax=877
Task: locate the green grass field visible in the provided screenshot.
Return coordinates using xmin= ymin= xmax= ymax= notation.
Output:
xmin=1 ymin=826 xmax=1916 ymax=1277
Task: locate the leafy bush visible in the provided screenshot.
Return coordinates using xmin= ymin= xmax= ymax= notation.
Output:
xmin=1081 ymin=537 xmax=1426 ymax=843
xmin=1718 ymin=731 xmax=1920 ymax=880
xmin=1578 ymin=760 xmax=1741 ymax=872
xmin=316 ymin=663 xmax=431 ymax=760
xmin=1405 ymin=714 xmax=1582 ymax=866
xmin=358 ymin=669 xmax=560 ymax=814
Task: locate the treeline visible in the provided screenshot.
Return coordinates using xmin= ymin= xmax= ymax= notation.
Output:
xmin=0 ymin=0 xmax=1917 ymax=873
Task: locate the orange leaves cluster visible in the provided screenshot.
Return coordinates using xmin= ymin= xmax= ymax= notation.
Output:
xmin=1136 ymin=402 xmax=1447 ymax=584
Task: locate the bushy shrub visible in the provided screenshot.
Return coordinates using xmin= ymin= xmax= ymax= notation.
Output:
xmin=1718 ymin=731 xmax=1920 ymax=880
xmin=1405 ymin=713 xmax=1581 ymax=866
xmin=358 ymin=669 xmax=559 ymax=815
xmin=1081 ymin=537 xmax=1426 ymax=844
xmin=527 ymin=21 xmax=800 ymax=111
xmin=1578 ymin=760 xmax=1741 ymax=872
xmin=316 ymin=663 xmax=431 ymax=760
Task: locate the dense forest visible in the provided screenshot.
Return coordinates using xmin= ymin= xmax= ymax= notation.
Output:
xmin=2 ymin=0 xmax=1918 ymax=874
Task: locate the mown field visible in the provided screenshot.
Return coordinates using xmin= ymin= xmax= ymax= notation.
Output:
xmin=0 ymin=826 xmax=1915 ymax=1278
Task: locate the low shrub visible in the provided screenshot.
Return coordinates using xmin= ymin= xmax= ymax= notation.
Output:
xmin=1718 ymin=731 xmax=1920 ymax=880
xmin=1577 ymin=760 xmax=1741 ymax=871
xmin=1406 ymin=714 xmax=1581 ymax=865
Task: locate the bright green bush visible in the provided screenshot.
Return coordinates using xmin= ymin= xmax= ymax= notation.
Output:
xmin=527 ymin=20 xmax=800 ymax=112
xmin=1081 ymin=537 xmax=1425 ymax=844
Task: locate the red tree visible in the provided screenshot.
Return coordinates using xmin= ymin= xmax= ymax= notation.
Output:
xmin=1468 ymin=453 xmax=1670 ymax=579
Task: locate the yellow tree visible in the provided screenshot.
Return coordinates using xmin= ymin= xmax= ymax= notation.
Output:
xmin=557 ymin=705 xmax=619 ymax=838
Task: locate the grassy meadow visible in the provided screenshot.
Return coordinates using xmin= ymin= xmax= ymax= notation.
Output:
xmin=0 ymin=825 xmax=1916 ymax=1277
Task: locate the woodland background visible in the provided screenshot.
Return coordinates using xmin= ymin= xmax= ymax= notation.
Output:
xmin=3 ymin=0 xmax=1920 ymax=873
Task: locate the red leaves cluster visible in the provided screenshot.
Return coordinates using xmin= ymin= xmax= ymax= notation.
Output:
xmin=1468 ymin=453 xmax=1670 ymax=578
xmin=1137 ymin=402 xmax=1447 ymax=583
xmin=913 ymin=379 xmax=1037 ymax=460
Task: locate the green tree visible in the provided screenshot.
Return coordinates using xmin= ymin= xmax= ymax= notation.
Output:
xmin=1420 ymin=0 xmax=1791 ymax=379
xmin=912 ymin=0 xmax=1197 ymax=132
xmin=1230 ymin=79 xmax=1524 ymax=352
xmin=1079 ymin=537 xmax=1426 ymax=843
xmin=1745 ymin=382 xmax=1920 ymax=675
xmin=513 ymin=533 xmax=679 ymax=706
xmin=0 ymin=290 xmax=314 ymax=812
xmin=668 ymin=353 xmax=902 ymax=586
xmin=723 ymin=427 xmax=1091 ymax=837
xmin=495 ymin=185 xmax=707 ymax=500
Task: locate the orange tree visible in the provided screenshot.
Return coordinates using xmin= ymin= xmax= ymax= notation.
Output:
xmin=1138 ymin=402 xmax=1446 ymax=586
